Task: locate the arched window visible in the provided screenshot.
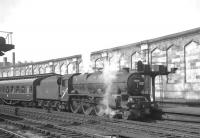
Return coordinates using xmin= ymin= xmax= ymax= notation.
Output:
xmin=151 ymin=48 xmax=167 ymax=99
xmin=33 ymin=68 xmax=39 ymax=75
xmin=151 ymin=48 xmax=166 ymax=65
xmin=54 ymin=64 xmax=60 ymax=74
xmin=167 ymin=46 xmax=183 ymax=83
xmin=26 ymin=68 xmax=32 ymax=75
xmin=119 ymin=54 xmax=128 ymax=70
xmin=15 ymin=69 xmax=20 ymax=76
xmin=109 ymin=56 xmax=120 ymax=71
xmin=2 ymin=71 xmax=7 ymax=77
xmin=60 ymin=63 xmax=67 ymax=75
xmin=185 ymin=41 xmax=200 ymax=83
xmin=131 ymin=52 xmax=141 ymax=70
xmin=39 ymin=67 xmax=45 ymax=74
xmin=7 ymin=70 xmax=11 ymax=77
xmin=68 ymin=62 xmax=76 ymax=74
xmin=45 ymin=66 xmax=51 ymax=73
xmin=95 ymin=58 xmax=104 ymax=71
xmin=21 ymin=69 xmax=25 ymax=76
xmin=78 ymin=61 xmax=83 ymax=73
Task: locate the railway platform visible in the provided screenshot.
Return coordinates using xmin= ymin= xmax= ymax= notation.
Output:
xmin=160 ymin=105 xmax=200 ymax=123
xmin=158 ymin=98 xmax=200 ymax=116
xmin=161 ymin=106 xmax=200 ymax=116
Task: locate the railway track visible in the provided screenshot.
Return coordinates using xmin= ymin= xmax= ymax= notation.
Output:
xmin=0 ymin=115 xmax=103 ymax=138
xmin=1 ymin=105 xmax=200 ymax=138
xmin=0 ymin=127 xmax=26 ymax=138
xmin=0 ymin=113 xmax=116 ymax=138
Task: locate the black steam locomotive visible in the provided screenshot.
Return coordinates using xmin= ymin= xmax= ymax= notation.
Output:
xmin=0 ymin=61 xmax=176 ymax=119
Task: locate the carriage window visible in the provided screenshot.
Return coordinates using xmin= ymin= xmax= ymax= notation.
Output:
xmin=13 ymin=86 xmax=16 ymax=93
xmin=16 ymin=86 xmax=19 ymax=93
xmin=29 ymin=86 xmax=33 ymax=94
xmin=2 ymin=86 xmax=6 ymax=93
xmin=3 ymin=87 xmax=6 ymax=93
xmin=26 ymin=86 xmax=29 ymax=93
xmin=26 ymin=86 xmax=32 ymax=94
xmin=10 ymin=86 xmax=14 ymax=93
xmin=0 ymin=87 xmax=3 ymax=93
xmin=2 ymin=87 xmax=4 ymax=93
xmin=6 ymin=86 xmax=9 ymax=93
xmin=21 ymin=86 xmax=25 ymax=93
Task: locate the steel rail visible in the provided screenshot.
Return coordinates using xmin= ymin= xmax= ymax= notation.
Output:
xmin=0 ymin=127 xmax=26 ymax=138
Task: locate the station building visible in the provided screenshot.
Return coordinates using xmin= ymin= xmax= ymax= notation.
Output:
xmin=1 ymin=27 xmax=200 ymax=104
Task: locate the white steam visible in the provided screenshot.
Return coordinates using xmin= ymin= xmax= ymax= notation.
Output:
xmin=100 ymin=54 xmax=121 ymax=117
xmin=80 ymin=51 xmax=122 ymax=117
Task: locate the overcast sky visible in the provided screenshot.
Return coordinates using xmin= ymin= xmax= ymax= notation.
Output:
xmin=0 ymin=0 xmax=200 ymax=63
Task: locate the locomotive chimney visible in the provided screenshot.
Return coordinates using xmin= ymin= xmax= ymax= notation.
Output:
xmin=122 ymin=67 xmax=129 ymax=73
xmin=3 ymin=57 xmax=7 ymax=67
xmin=12 ymin=52 xmax=15 ymax=66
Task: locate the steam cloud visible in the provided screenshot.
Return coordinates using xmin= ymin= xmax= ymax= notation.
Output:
xmin=80 ymin=51 xmax=122 ymax=117
xmin=100 ymin=54 xmax=121 ymax=117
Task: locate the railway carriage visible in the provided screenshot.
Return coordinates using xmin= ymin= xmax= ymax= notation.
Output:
xmin=0 ymin=73 xmax=60 ymax=107
xmin=0 ymin=78 xmax=38 ymax=105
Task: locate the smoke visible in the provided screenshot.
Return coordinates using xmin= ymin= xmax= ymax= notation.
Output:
xmin=100 ymin=54 xmax=121 ymax=117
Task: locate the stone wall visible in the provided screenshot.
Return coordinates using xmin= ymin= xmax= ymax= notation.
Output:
xmin=148 ymin=31 xmax=200 ymax=102
xmin=91 ymin=28 xmax=200 ymax=102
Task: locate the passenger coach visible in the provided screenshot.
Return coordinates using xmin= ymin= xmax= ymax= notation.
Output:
xmin=0 ymin=73 xmax=60 ymax=106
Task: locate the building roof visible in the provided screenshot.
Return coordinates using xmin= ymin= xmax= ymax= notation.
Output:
xmin=92 ymin=27 xmax=200 ymax=55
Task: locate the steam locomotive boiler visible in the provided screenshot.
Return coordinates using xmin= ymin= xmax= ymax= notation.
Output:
xmin=62 ymin=69 xmax=148 ymax=118
xmin=61 ymin=61 xmax=176 ymax=119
